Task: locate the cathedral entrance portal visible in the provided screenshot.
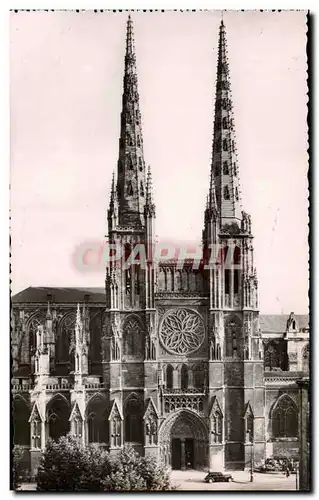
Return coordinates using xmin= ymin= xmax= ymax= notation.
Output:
xmin=159 ymin=410 xmax=208 ymax=470
xmin=172 ymin=438 xmax=194 ymax=470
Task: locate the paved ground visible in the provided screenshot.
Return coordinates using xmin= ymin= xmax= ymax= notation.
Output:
xmin=170 ymin=470 xmax=297 ymax=491
xmin=18 ymin=471 xmax=297 ymax=492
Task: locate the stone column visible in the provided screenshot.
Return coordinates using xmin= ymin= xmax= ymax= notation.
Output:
xmin=41 ymin=420 xmax=46 ymax=450
xmin=173 ymin=368 xmax=179 ymax=389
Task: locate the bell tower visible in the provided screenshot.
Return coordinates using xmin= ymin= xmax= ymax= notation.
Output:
xmin=203 ymin=20 xmax=265 ymax=470
xmin=104 ymin=16 xmax=158 ymax=457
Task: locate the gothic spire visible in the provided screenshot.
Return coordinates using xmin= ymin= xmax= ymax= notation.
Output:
xmin=116 ymin=15 xmax=147 ymax=227
xmin=210 ymin=20 xmax=242 ymax=224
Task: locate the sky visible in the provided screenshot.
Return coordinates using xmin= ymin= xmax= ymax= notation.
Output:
xmin=10 ymin=10 xmax=308 ymax=314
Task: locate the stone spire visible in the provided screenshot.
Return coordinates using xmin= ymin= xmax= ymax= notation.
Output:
xmin=116 ymin=15 xmax=147 ymax=227
xmin=210 ymin=20 xmax=242 ymax=225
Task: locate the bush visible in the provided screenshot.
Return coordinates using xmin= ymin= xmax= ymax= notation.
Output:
xmin=36 ymin=435 xmax=111 ymax=491
xmin=36 ymin=436 xmax=172 ymax=492
xmin=12 ymin=444 xmax=25 ymax=490
xmin=103 ymin=445 xmax=172 ymax=492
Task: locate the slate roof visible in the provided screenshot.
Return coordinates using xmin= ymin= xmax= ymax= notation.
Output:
xmin=11 ymin=287 xmax=106 ymax=304
xmin=259 ymin=314 xmax=309 ymax=333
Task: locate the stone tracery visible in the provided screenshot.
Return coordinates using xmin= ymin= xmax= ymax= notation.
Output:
xmin=160 ymin=309 xmax=205 ymax=355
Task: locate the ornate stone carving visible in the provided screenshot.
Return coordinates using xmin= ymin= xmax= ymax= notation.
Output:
xmin=220 ymin=222 xmax=240 ymax=235
xmin=160 ymin=309 xmax=205 ymax=356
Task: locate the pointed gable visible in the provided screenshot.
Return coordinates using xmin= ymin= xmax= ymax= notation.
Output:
xmin=29 ymin=401 xmax=43 ymax=422
xmin=69 ymin=401 xmax=84 ymax=421
xmin=244 ymin=401 xmax=254 ymax=417
xmin=108 ymin=400 xmax=123 ymax=421
xmin=143 ymin=397 xmax=159 ymax=420
xmin=209 ymin=396 xmax=223 ymax=417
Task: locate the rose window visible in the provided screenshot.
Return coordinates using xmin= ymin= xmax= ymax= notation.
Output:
xmin=160 ymin=309 xmax=205 ymax=355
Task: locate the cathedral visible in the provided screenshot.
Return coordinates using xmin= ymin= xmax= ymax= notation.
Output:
xmin=11 ymin=17 xmax=309 ymax=476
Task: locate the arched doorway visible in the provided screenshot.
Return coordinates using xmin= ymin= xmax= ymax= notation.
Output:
xmin=159 ymin=410 xmax=208 ymax=470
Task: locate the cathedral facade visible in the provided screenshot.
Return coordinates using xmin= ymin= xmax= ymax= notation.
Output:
xmin=11 ymin=17 xmax=309 ymax=476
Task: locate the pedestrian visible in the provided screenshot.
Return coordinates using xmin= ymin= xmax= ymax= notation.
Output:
xmin=286 ymin=468 xmax=290 ymax=478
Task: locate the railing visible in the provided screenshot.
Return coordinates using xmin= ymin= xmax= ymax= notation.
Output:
xmin=85 ymin=383 xmax=107 ymax=389
xmin=45 ymin=383 xmax=72 ymax=390
xmin=12 ymin=384 xmax=33 ymax=391
xmin=162 ymin=387 xmax=206 ymax=395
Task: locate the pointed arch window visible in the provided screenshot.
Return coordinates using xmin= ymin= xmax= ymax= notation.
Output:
xmin=211 ymin=410 xmax=223 ymax=443
xmin=138 ymin=157 xmax=143 ymax=172
xmin=233 ymin=246 xmax=241 ymax=265
xmin=223 ymin=139 xmax=228 ymax=151
xmin=226 ymin=321 xmax=239 ymax=358
xmin=222 ymin=117 xmax=228 ymax=129
xmin=87 ymin=398 xmax=107 ymax=443
xmin=235 ymin=187 xmax=239 ymax=201
xmin=272 ymin=396 xmax=298 ymax=438
xmin=137 ymin=135 xmax=141 ymax=147
xmin=135 ymin=109 xmax=140 ymax=125
xmin=123 ymin=316 xmax=142 ymax=356
xmin=124 ymin=397 xmax=143 ymax=443
xmin=127 ymin=181 xmax=133 ymax=196
xmin=89 ymin=311 xmax=102 ymax=370
xmin=57 ymin=314 xmax=75 ymax=364
xmin=264 ymin=343 xmax=280 ymax=371
xmin=223 ymin=161 xmax=229 ymax=175
xmin=13 ymin=398 xmax=30 ymax=445
xmin=47 ymin=396 xmax=69 ymax=441
xmin=224 ymin=185 xmax=230 ymax=200
xmin=181 ymin=364 xmax=188 ymax=390
xmin=25 ymin=315 xmax=45 ymax=364
xmin=74 ymin=418 xmax=82 ymax=439
xmin=31 ymin=420 xmax=41 ymax=449
xmin=166 ymin=364 xmax=173 ymax=389
xmin=140 ymin=181 xmax=144 ymax=197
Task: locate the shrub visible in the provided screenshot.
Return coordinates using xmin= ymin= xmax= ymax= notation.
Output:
xmin=36 ymin=437 xmax=172 ymax=492
xmin=102 ymin=445 xmax=172 ymax=492
xmin=36 ymin=435 xmax=111 ymax=491
xmin=12 ymin=444 xmax=25 ymax=490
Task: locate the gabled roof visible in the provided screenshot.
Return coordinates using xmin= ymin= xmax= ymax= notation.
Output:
xmin=259 ymin=314 xmax=309 ymax=334
xmin=11 ymin=286 xmax=106 ymax=304
xmin=143 ymin=397 xmax=159 ymax=420
xmin=108 ymin=400 xmax=123 ymax=421
xmin=69 ymin=401 xmax=84 ymax=421
xmin=28 ymin=401 xmax=43 ymax=422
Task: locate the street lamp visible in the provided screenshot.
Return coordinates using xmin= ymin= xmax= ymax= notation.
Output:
xmin=250 ymin=439 xmax=254 ymax=482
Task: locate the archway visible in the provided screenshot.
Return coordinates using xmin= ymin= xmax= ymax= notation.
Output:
xmin=159 ymin=410 xmax=208 ymax=470
xmin=47 ymin=395 xmax=70 ymax=441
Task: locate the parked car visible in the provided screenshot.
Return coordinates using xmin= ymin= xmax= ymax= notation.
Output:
xmin=205 ymin=472 xmax=233 ymax=483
